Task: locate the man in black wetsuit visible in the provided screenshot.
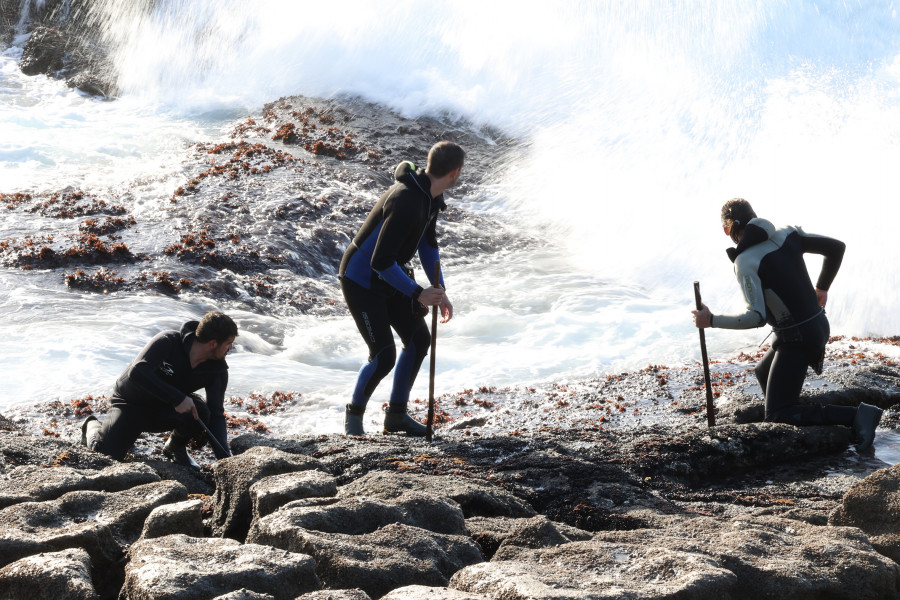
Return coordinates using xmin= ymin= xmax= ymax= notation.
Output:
xmin=339 ymin=141 xmax=464 ymax=436
xmin=692 ymin=198 xmax=882 ymax=449
xmin=80 ymin=311 xmax=237 ymax=466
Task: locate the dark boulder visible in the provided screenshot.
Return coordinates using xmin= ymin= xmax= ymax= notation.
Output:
xmin=19 ymin=26 xmax=67 ymax=76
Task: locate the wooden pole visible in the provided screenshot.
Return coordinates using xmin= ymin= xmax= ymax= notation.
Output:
xmin=694 ymin=281 xmax=716 ymax=428
xmin=426 ymin=261 xmax=441 ymax=441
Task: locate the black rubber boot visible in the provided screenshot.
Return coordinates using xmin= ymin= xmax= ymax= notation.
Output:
xmin=853 ymin=403 xmax=883 ymax=451
xmin=163 ymin=432 xmax=201 ymax=469
xmin=345 ymin=404 xmax=366 ymax=436
xmin=383 ymin=404 xmax=427 ymax=436
xmin=80 ymin=415 xmax=100 ymax=450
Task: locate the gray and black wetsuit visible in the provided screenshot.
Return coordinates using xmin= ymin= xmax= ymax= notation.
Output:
xmin=712 ymin=218 xmax=851 ymax=425
xmin=338 ymin=161 xmax=444 ymax=409
xmin=95 ymin=321 xmax=230 ymax=460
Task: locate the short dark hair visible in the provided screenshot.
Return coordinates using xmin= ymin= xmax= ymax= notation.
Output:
xmin=196 ymin=311 xmax=237 ymax=343
xmin=721 ymin=198 xmax=757 ymax=243
xmin=426 ymin=141 xmax=465 ymax=177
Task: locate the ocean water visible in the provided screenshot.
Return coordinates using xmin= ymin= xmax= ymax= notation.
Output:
xmin=2 ymin=0 xmax=900 ymax=434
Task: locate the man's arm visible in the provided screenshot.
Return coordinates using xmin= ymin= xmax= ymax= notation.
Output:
xmin=204 ymin=372 xmax=230 ymax=459
xmin=799 ymin=231 xmax=845 ymax=292
xmin=370 ymin=194 xmax=423 ymax=297
xmin=695 ymin=267 xmax=767 ymax=330
xmin=125 ymin=335 xmax=192 ymax=407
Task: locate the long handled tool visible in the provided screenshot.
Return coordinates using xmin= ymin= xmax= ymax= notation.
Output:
xmin=426 ymin=260 xmax=441 ymax=441
xmin=694 ymin=281 xmax=716 ymax=428
xmin=198 ymin=418 xmax=233 ymax=457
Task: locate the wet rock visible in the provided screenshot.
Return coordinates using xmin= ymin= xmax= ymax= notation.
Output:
xmin=491 ymin=515 xmax=592 ymax=560
xmin=0 ymin=435 xmax=114 ymax=474
xmin=822 ymin=364 xmax=900 ymax=408
xmin=250 ymin=469 xmax=337 ymax=520
xmin=592 ymin=515 xmax=900 ymax=599
xmin=253 ymin=491 xmax=466 ymax=537
xmin=122 ymin=534 xmax=320 ymax=600
xmin=66 ymin=70 xmax=114 ymax=98
xmin=212 ymin=445 xmax=324 ymax=540
xmin=381 ymin=587 xmax=487 ymax=600
xmin=829 ymin=462 xmax=900 ymax=563
xmin=248 ymin=518 xmax=483 ymax=599
xmin=139 ymin=457 xmax=216 ymax=496
xmin=19 ymin=26 xmax=67 ymax=76
xmin=714 ymin=391 xmax=765 ymax=424
xmin=451 ymin=540 xmax=738 ymax=600
xmin=0 ymin=413 xmax=17 ymax=432
xmin=0 ymin=462 xmax=159 ymax=509
xmin=296 ymin=591 xmax=372 ymax=600
xmin=0 ymin=479 xmax=186 ymax=568
xmin=140 ymin=499 xmax=204 ymax=540
xmin=0 ymin=504 xmax=119 ymax=574
xmin=212 ymin=591 xmax=274 ymax=600
xmin=0 ymin=547 xmax=99 ymax=600
xmin=465 ymin=515 xmax=593 ymax=560
xmin=338 ymin=470 xmax=536 ymax=519
xmin=7 ymin=0 xmax=119 ymax=97
xmin=631 ymin=422 xmax=852 ymax=484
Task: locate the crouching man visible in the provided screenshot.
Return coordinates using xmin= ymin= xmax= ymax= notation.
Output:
xmin=81 ymin=311 xmax=237 ymax=466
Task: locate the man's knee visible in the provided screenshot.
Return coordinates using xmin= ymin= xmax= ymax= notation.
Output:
xmin=412 ymin=325 xmax=431 ymax=359
xmin=371 ymin=345 xmax=397 ymax=378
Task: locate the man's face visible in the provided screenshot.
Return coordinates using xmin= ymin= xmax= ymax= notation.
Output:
xmin=448 ymin=165 xmax=463 ymax=188
xmin=212 ymin=336 xmax=235 ymax=360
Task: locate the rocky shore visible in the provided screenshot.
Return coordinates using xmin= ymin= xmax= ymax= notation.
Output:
xmin=2 ymin=339 xmax=900 ymax=599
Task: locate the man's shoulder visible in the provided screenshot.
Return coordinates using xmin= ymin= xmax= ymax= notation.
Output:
xmin=145 ymin=328 xmax=182 ymax=348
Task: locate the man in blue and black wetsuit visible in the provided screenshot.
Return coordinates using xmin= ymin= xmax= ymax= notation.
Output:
xmin=339 ymin=141 xmax=464 ymax=436
xmin=692 ymin=198 xmax=883 ymax=450
xmin=80 ymin=311 xmax=237 ymax=466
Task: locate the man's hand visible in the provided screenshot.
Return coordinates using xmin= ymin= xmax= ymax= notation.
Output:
xmin=174 ymin=396 xmax=199 ymax=420
xmin=439 ymin=294 xmax=454 ymax=323
xmin=815 ymin=287 xmax=828 ymax=307
xmin=692 ymin=303 xmax=713 ymax=329
xmin=418 ymin=286 xmax=445 ymax=307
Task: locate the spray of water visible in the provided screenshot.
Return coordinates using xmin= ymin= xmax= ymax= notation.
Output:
xmin=77 ymin=0 xmax=900 ymax=336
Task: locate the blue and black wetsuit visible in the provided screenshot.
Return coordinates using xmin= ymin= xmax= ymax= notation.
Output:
xmin=95 ymin=321 xmax=230 ymax=460
xmin=339 ymin=161 xmax=445 ymax=409
xmin=712 ymin=218 xmax=850 ymax=425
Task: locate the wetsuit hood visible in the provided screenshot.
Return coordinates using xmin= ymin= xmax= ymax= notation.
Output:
xmin=394 ymin=160 xmax=446 ymax=211
xmin=180 ymin=321 xmax=199 ymax=345
xmin=727 ymin=217 xmax=775 ymax=263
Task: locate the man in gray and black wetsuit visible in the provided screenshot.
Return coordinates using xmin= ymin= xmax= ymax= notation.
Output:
xmin=692 ymin=198 xmax=882 ymax=449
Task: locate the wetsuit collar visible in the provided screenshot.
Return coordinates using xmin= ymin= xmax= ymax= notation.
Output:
xmin=726 ymin=219 xmax=770 ymax=263
xmin=394 ymin=160 xmax=446 ymax=211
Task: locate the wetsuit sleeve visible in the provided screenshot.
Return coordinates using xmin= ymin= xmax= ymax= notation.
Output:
xmin=205 ymin=372 xmax=230 ymax=459
xmin=418 ymin=219 xmax=445 ymax=288
xmin=126 ymin=336 xmax=189 ymax=407
xmin=711 ymin=260 xmax=767 ymax=329
xmin=371 ymin=194 xmax=424 ymax=297
xmin=798 ymin=232 xmax=845 ymax=291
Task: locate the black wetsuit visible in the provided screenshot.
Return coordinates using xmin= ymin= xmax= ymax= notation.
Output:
xmin=338 ymin=160 xmax=445 ymax=408
xmin=712 ymin=218 xmax=850 ymax=425
xmin=95 ymin=321 xmax=230 ymax=460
